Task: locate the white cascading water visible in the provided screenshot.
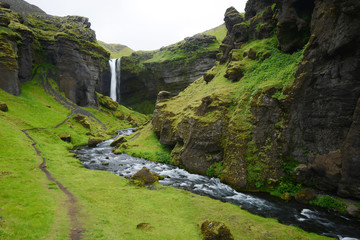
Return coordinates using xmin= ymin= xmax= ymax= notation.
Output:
xmin=116 ymin=58 xmax=121 ymax=102
xmin=109 ymin=58 xmax=121 ymax=102
xmin=109 ymin=59 xmax=117 ymax=101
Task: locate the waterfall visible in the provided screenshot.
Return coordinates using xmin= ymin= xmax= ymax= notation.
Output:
xmin=109 ymin=58 xmax=121 ymax=102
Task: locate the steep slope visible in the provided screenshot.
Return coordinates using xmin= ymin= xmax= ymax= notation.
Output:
xmin=98 ymin=40 xmax=134 ymax=58
xmin=1 ymin=0 xmax=45 ymax=16
xmin=120 ymin=26 xmax=227 ymax=113
xmin=0 ymin=1 xmax=110 ymax=106
xmin=137 ymin=0 xmax=360 ymax=201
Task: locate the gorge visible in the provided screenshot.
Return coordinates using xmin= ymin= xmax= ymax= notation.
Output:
xmin=0 ymin=0 xmax=360 ymax=239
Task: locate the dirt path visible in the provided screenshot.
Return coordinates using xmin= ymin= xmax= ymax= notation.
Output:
xmin=22 ymin=129 xmax=85 ymax=240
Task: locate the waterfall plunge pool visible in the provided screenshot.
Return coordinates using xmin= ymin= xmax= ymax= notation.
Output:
xmin=74 ymin=128 xmax=360 ymax=240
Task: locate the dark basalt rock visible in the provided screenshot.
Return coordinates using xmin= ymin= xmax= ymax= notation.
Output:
xmin=120 ymin=33 xmax=218 ymax=113
xmin=286 ymin=0 xmax=360 ymax=198
xmin=276 ymin=0 xmax=315 ymax=53
xmin=245 ymin=0 xmax=274 ymax=20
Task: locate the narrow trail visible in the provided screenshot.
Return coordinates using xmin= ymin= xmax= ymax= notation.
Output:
xmin=22 ymin=128 xmax=85 ymax=240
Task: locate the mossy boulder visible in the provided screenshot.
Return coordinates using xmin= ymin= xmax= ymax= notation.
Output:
xmin=294 ymin=188 xmax=316 ymax=204
xmin=73 ymin=114 xmax=90 ymax=129
xmin=131 ymin=167 xmax=158 ymax=184
xmin=0 ymin=102 xmax=8 ymax=112
xmin=224 ymin=62 xmax=244 ymax=82
xmin=98 ymin=93 xmax=118 ymax=110
xmin=88 ymin=137 xmax=103 ymax=147
xmin=200 ymin=220 xmax=234 ymax=240
xmin=58 ymin=132 xmax=71 ymax=142
xmin=346 ymin=204 xmax=360 ymax=217
xmin=110 ymin=136 xmax=127 ymax=147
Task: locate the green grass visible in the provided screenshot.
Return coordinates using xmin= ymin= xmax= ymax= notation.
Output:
xmin=98 ymin=41 xmax=134 ymax=58
xmin=203 ymin=24 xmax=227 ymax=42
xmin=119 ymin=124 xmax=172 ymax=164
xmin=0 ymin=65 xmax=330 ymax=239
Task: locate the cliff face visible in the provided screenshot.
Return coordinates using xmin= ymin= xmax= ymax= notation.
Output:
xmin=120 ymin=34 xmax=220 ymax=113
xmin=0 ymin=1 xmax=109 ymax=106
xmin=152 ymin=0 xmax=360 ymax=199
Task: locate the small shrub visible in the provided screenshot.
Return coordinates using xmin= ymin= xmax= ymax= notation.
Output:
xmin=206 ymin=162 xmax=223 ymax=178
xmin=309 ymin=195 xmax=345 ymax=210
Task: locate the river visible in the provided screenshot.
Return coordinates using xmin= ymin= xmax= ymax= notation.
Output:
xmin=74 ymin=128 xmax=360 ymax=240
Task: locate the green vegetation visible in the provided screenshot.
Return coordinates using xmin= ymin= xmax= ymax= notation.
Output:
xmin=203 ymin=24 xmax=227 ymax=42
xmin=119 ymin=124 xmax=172 ymax=164
xmin=310 ymin=196 xmax=346 ymax=212
xmin=98 ymin=41 xmax=134 ymax=58
xmin=206 ymin=162 xmax=223 ymax=178
xmin=0 ymin=70 xmax=330 ymax=239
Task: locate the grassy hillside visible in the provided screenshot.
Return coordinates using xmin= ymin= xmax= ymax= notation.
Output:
xmin=203 ymin=24 xmax=227 ymax=42
xmin=98 ymin=41 xmax=134 ymax=58
xmin=0 ymin=64 xmax=330 ymax=239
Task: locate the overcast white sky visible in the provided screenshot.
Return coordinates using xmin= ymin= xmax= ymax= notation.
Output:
xmin=25 ymin=0 xmax=247 ymax=51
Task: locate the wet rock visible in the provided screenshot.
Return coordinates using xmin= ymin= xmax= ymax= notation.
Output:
xmin=200 ymin=220 xmax=234 ymax=240
xmin=346 ymin=204 xmax=359 ymax=217
xmin=101 ymin=162 xmax=109 ymax=166
xmin=58 ymin=132 xmax=71 ymax=142
xmin=136 ymin=223 xmax=153 ymax=230
xmin=110 ymin=136 xmax=127 ymax=147
xmin=295 ymin=188 xmax=316 ymax=204
xmin=0 ymin=102 xmax=8 ymax=112
xmin=131 ymin=167 xmax=158 ymax=184
xmin=88 ymin=138 xmax=103 ymax=147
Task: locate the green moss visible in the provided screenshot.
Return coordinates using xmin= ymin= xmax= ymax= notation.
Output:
xmin=310 ymin=195 xmax=346 ymax=212
xmin=206 ymin=162 xmax=223 ymax=178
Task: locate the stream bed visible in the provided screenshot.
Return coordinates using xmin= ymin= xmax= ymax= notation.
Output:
xmin=74 ymin=129 xmax=360 ymax=240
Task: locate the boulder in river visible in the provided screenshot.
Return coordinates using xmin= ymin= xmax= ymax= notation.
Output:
xmin=200 ymin=220 xmax=234 ymax=240
xmin=346 ymin=204 xmax=360 ymax=217
xmin=131 ymin=167 xmax=158 ymax=184
xmin=88 ymin=137 xmax=103 ymax=147
xmin=110 ymin=136 xmax=127 ymax=147
xmin=295 ymin=188 xmax=316 ymax=204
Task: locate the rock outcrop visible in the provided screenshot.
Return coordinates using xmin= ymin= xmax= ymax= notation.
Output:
xmin=151 ymin=0 xmax=360 ymax=199
xmin=0 ymin=1 xmax=109 ymax=106
xmin=120 ymin=34 xmax=220 ymax=113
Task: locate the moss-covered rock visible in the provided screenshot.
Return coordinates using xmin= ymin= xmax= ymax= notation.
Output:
xmin=200 ymin=220 xmax=234 ymax=240
xmin=131 ymin=167 xmax=158 ymax=184
xmin=73 ymin=114 xmax=90 ymax=129
xmin=97 ymin=93 xmax=118 ymax=110
xmin=0 ymin=102 xmax=8 ymax=112
xmin=295 ymin=188 xmax=316 ymax=204
xmin=58 ymin=132 xmax=71 ymax=142
xmin=110 ymin=136 xmax=127 ymax=147
xmin=88 ymin=137 xmax=103 ymax=147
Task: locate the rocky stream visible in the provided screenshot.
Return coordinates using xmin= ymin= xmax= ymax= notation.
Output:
xmin=74 ymin=129 xmax=360 ymax=240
